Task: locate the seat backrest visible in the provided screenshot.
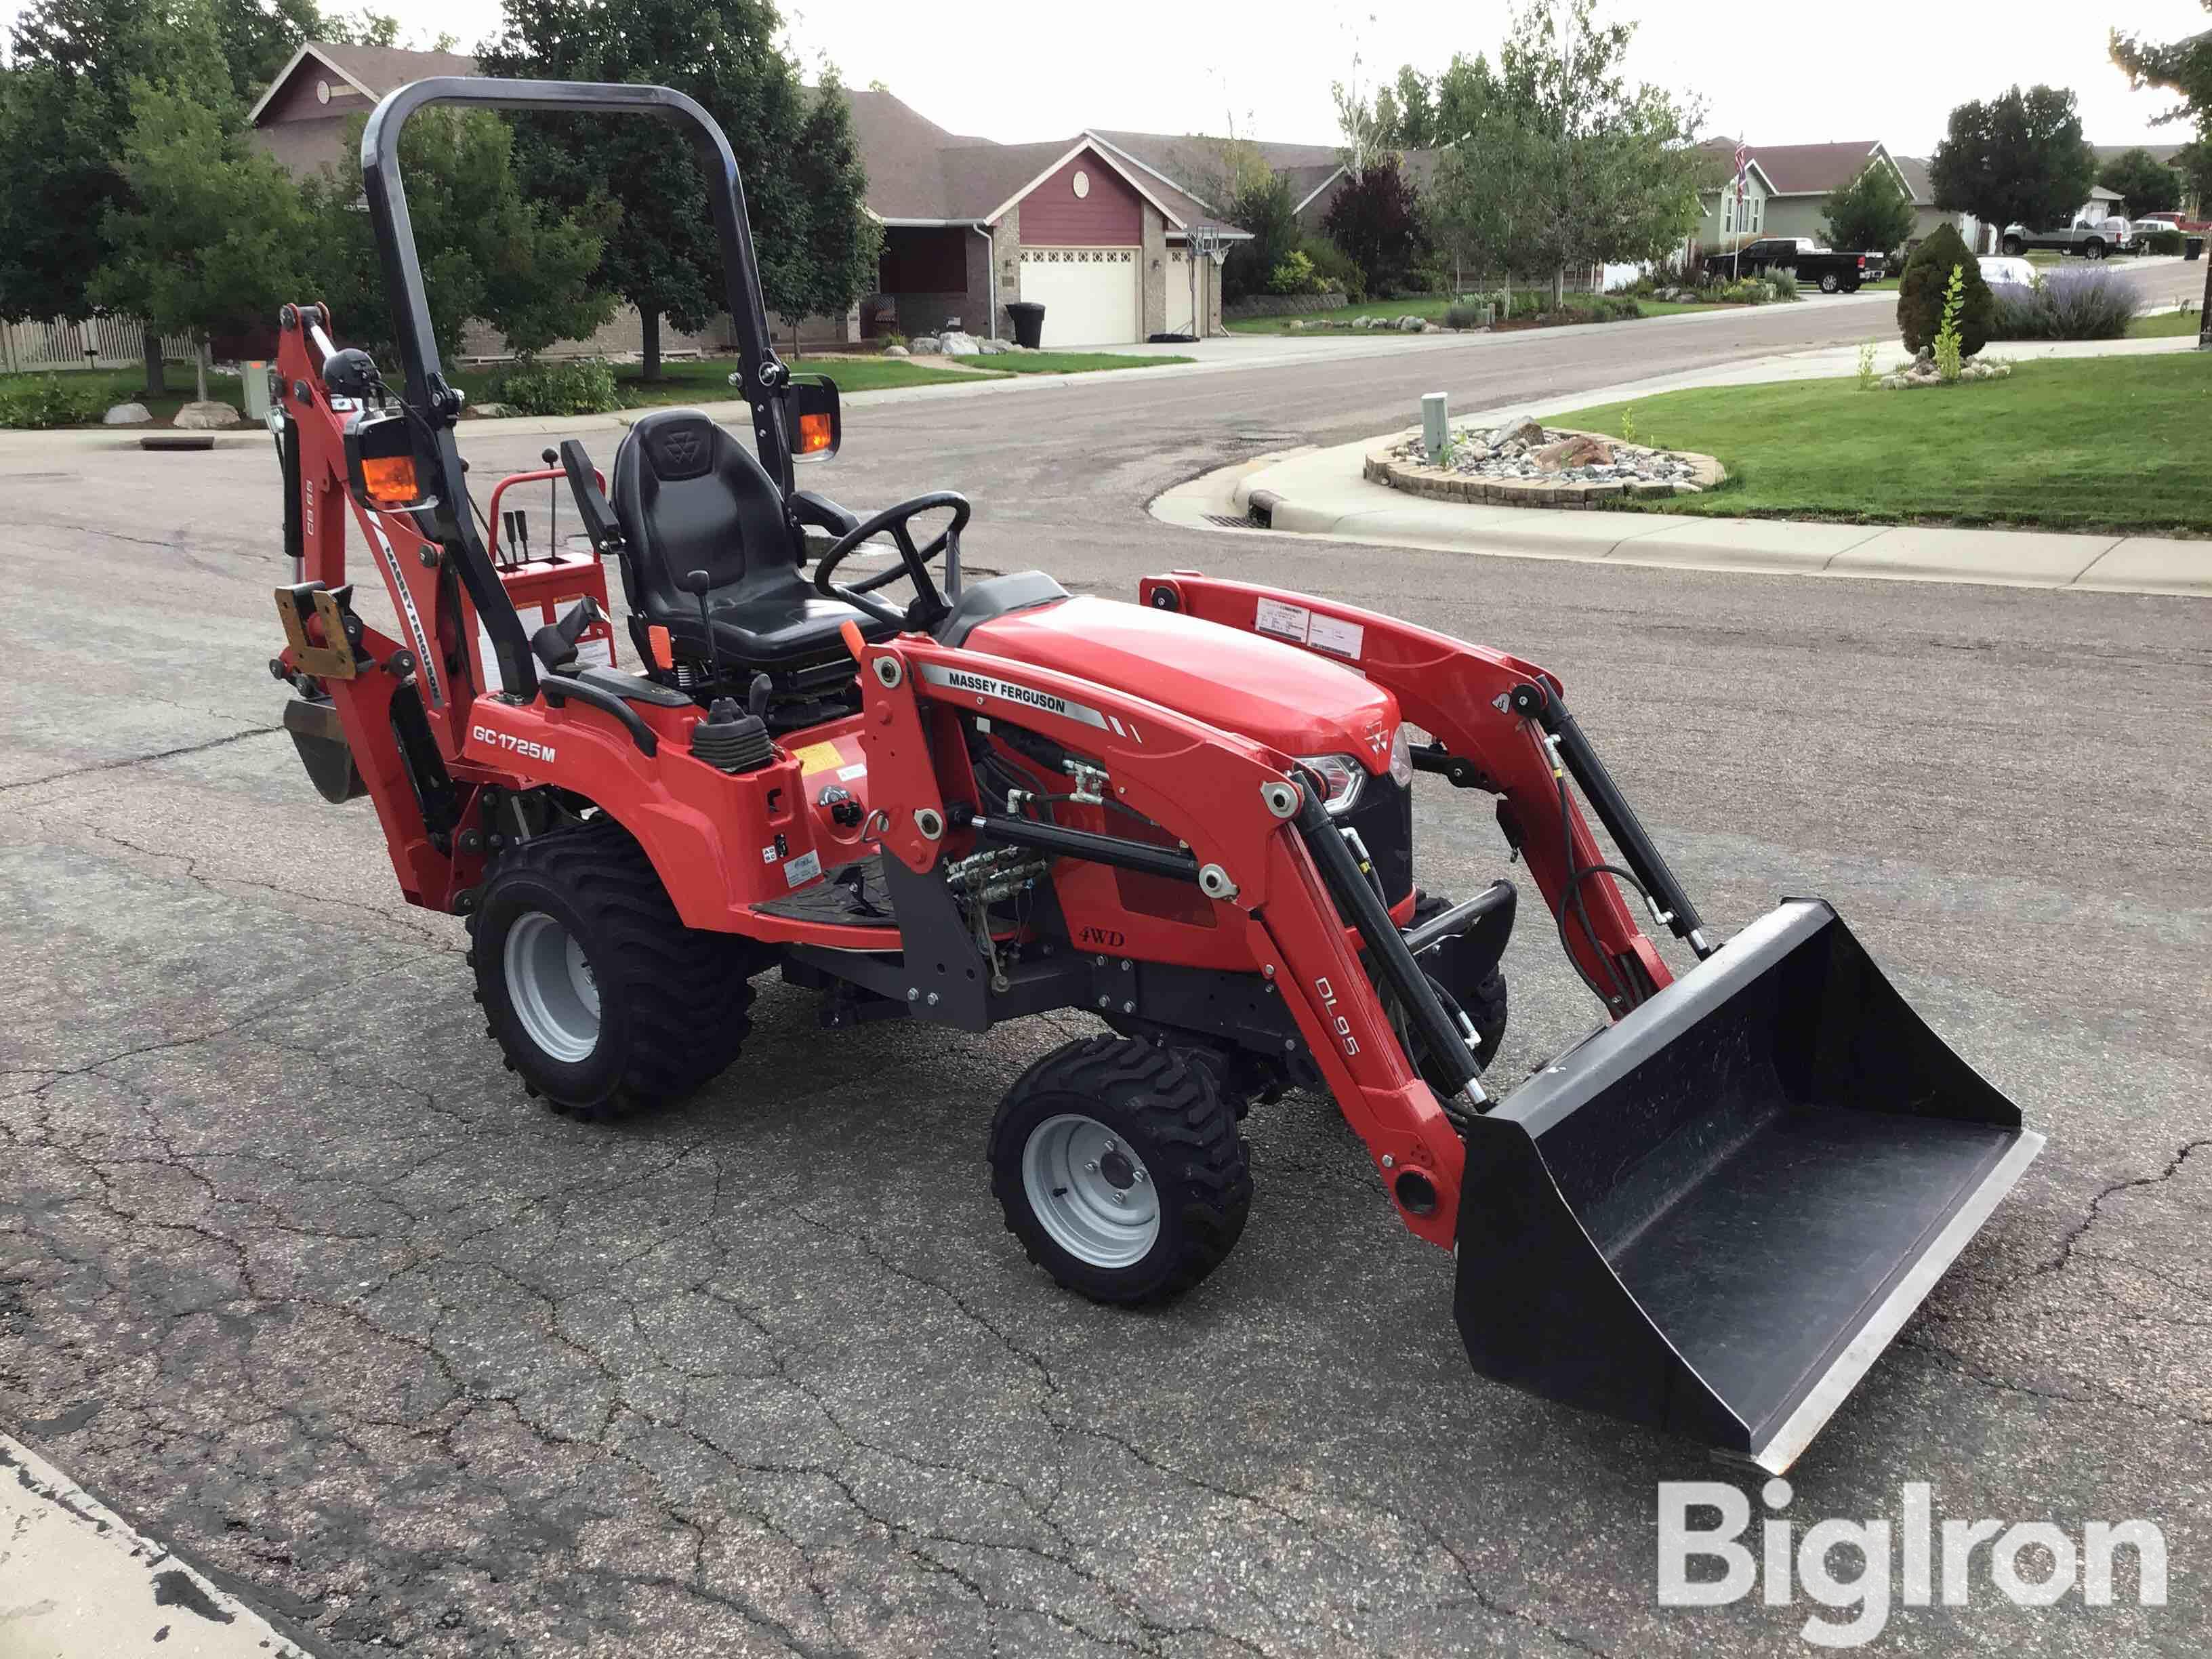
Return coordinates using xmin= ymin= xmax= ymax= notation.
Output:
xmin=609 ymin=409 xmax=798 ymax=622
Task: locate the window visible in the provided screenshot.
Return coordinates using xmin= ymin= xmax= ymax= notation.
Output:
xmin=1725 ymin=198 xmax=1734 ymax=233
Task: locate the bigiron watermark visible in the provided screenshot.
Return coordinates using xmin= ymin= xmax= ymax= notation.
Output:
xmin=1658 ymin=1480 xmax=2167 ymax=1647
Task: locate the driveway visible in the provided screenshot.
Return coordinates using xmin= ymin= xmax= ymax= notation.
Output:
xmin=3 ymin=310 xmax=2206 ymax=1656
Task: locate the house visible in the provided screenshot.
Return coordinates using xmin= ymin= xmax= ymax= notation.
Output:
xmin=848 ymin=96 xmax=1248 ymax=346
xmin=1694 ymin=140 xmax=1936 ymax=252
xmin=1890 ymin=155 xmax=1987 ymax=254
xmin=249 ymin=45 xmax=1262 ymax=351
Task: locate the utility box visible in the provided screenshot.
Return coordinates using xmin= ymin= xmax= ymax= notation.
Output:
xmin=242 ymin=362 xmax=273 ymax=423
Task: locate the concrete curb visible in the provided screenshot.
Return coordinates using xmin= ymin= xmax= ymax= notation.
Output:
xmin=0 ymin=1431 xmax=315 ymax=1656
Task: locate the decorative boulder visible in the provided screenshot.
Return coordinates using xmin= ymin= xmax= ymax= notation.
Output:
xmin=978 ymin=338 xmax=1008 ymax=354
xmin=882 ymin=344 xmax=910 ymax=358
xmin=172 ymin=400 xmax=241 ymax=430
xmin=909 ymin=335 xmax=941 ymax=354
xmin=1397 ymin=315 xmax=1422 ymax=331
xmin=1532 ymin=433 xmax=1614 ymax=472
xmin=938 ymin=331 xmax=982 ymax=356
xmin=1485 ymin=416 xmax=1544 ymax=452
xmin=102 ymin=401 xmax=152 ymax=426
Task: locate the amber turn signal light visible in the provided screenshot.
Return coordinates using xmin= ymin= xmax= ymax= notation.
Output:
xmin=796 ymin=412 xmax=834 ymax=454
xmin=361 ymin=454 xmax=420 ymax=506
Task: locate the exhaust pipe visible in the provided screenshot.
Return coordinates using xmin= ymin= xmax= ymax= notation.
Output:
xmin=1454 ymin=899 xmax=2041 ymax=1471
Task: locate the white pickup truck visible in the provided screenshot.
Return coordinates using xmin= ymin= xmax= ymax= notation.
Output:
xmin=1999 ymin=217 xmax=2137 ymax=260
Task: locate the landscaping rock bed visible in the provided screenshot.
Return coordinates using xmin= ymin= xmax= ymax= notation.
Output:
xmin=1366 ymin=418 xmax=1724 ymax=506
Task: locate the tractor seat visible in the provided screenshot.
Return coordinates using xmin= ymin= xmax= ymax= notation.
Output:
xmin=607 ymin=409 xmax=895 ymax=672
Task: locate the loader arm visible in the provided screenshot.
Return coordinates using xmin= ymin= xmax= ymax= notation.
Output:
xmin=1140 ymin=574 xmax=1700 ymax=1012
xmin=855 ymin=632 xmax=1474 ymax=1248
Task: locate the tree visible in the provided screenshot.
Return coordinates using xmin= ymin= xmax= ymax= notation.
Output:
xmin=0 ymin=0 xmax=316 ymax=392
xmin=756 ymin=72 xmax=881 ymax=354
xmin=2097 ymin=146 xmax=2182 ymax=216
xmin=1486 ymin=0 xmax=1706 ymax=304
xmin=91 ymin=76 xmax=310 ymax=402
xmin=1220 ymin=170 xmax=1300 ymax=302
xmin=1322 ymin=157 xmax=1428 ymax=296
xmin=1821 ymin=162 xmax=1916 ymax=255
xmin=1896 ymin=222 xmax=1992 ymax=357
xmin=1929 ymin=85 xmax=2097 ymax=234
xmin=2177 ymin=138 xmax=2212 ymax=209
xmin=1429 ymin=96 xmax=1547 ymax=304
xmin=480 ymin=0 xmax=871 ymax=382
xmin=300 ymin=109 xmax=617 ymax=365
xmin=2111 ymin=7 xmax=2212 ymax=340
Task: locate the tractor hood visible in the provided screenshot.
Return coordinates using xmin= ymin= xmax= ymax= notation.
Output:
xmin=962 ymin=595 xmax=1398 ymax=766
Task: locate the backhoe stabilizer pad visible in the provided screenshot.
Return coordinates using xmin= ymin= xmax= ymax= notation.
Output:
xmin=1452 ymin=899 xmax=2042 ymax=1472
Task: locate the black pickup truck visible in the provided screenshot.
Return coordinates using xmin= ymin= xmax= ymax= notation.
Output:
xmin=1712 ymin=237 xmax=1884 ymax=292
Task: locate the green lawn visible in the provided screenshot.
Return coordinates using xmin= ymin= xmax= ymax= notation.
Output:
xmin=968 ymin=350 xmax=1192 ymax=374
xmin=0 ymin=365 xmax=242 ymax=427
xmin=2127 ymin=308 xmax=2203 ymax=337
xmin=1227 ymin=291 xmax=1727 ymax=335
xmin=1544 ymin=355 xmax=2212 ymax=535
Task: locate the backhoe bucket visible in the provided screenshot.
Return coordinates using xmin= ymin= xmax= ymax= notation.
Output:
xmin=1454 ymin=900 xmax=2041 ymax=1471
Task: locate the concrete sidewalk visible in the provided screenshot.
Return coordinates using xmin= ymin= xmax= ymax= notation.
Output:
xmin=1152 ymin=335 xmax=2208 ymax=599
xmin=0 ymin=1432 xmax=311 ymax=1657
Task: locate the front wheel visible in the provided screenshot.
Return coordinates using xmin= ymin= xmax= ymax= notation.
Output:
xmin=2085 ymin=239 xmax=2107 ymax=261
xmin=470 ymin=820 xmax=758 ymax=1121
xmin=2001 ymin=236 xmax=2024 ymax=255
xmin=1819 ymin=272 xmax=1842 ymax=293
xmin=988 ymin=1037 xmax=1250 ymax=1305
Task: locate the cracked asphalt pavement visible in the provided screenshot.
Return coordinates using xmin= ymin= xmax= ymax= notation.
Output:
xmin=3 ymin=307 xmax=2207 ymax=1656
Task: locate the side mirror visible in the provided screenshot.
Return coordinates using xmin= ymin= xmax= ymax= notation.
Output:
xmin=785 ymin=374 xmax=841 ymax=463
xmin=344 ymin=407 xmax=438 ymax=512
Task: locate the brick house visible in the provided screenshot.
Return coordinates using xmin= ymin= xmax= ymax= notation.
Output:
xmin=249 ymin=45 xmax=1284 ymax=352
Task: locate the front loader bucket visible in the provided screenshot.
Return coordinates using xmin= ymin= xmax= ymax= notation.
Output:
xmin=1454 ymin=900 xmax=2041 ymax=1472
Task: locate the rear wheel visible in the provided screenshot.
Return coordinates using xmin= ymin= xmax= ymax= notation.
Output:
xmin=2085 ymin=239 xmax=2107 ymax=261
xmin=2001 ymin=235 xmax=2024 ymax=255
xmin=1819 ymin=271 xmax=1842 ymax=293
xmin=470 ymin=819 xmax=758 ymax=1121
xmin=988 ymin=1036 xmax=1250 ymax=1305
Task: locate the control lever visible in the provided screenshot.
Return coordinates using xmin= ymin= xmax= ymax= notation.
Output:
xmin=530 ymin=594 xmax=604 ymax=673
xmin=678 ymin=569 xmax=728 ymax=681
xmin=748 ymin=672 xmax=772 ymax=721
xmin=541 ymin=447 xmax=560 ymax=554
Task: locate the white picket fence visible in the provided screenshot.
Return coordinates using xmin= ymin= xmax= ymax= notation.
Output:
xmin=0 ymin=316 xmax=198 ymax=373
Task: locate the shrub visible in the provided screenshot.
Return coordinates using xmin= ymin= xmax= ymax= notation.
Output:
xmin=484 ymin=356 xmax=619 ymax=416
xmin=1442 ymin=298 xmax=1492 ymax=329
xmin=0 ymin=373 xmax=111 ymax=429
xmin=1266 ymin=249 xmax=1319 ymax=295
xmin=1898 ymin=224 xmax=1992 ymax=356
xmin=2144 ymin=228 xmax=2184 ymax=256
xmin=1933 ymin=267 xmax=1966 ymax=382
xmin=1988 ymin=268 xmax=2142 ymax=341
xmin=1767 ymin=268 xmax=1800 ymax=300
xmin=1299 ymin=237 xmax=1366 ymax=302
xmin=1588 ymin=294 xmax=1643 ymax=321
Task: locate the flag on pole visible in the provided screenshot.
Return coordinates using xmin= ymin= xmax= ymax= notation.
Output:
xmin=1734 ymin=141 xmax=1748 ymax=222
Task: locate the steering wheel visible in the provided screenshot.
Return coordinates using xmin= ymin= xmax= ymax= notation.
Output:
xmin=813 ymin=492 xmax=971 ymax=630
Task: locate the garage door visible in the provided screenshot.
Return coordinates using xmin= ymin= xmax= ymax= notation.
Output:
xmin=1166 ymin=249 xmax=1194 ymax=336
xmin=1019 ymin=247 xmax=1139 ymax=346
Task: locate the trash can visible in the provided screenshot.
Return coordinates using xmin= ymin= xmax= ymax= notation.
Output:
xmin=2186 ymin=236 xmax=2203 ymax=262
xmin=1006 ymin=302 xmax=1045 ymax=349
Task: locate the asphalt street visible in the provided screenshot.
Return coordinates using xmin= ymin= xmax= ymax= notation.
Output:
xmin=3 ymin=279 xmax=2207 ymax=1657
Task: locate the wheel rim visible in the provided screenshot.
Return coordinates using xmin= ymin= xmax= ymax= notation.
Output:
xmin=504 ymin=911 xmax=600 ymax=1063
xmin=1021 ymin=1113 xmax=1160 ymax=1269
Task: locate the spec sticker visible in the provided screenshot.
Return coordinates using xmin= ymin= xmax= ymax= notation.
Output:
xmin=783 ymin=848 xmax=822 ymax=887
xmin=836 ymin=762 xmax=867 ymax=781
xmin=792 ymin=740 xmax=846 ymax=775
xmin=1307 ymin=613 xmax=1364 ymax=660
xmin=1256 ymin=597 xmax=1311 ymax=642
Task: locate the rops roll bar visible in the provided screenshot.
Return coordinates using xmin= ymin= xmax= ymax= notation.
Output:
xmin=359 ymin=77 xmax=797 ymax=699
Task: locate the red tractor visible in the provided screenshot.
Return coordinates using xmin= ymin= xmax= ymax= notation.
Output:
xmin=266 ymin=77 xmax=2041 ymax=1474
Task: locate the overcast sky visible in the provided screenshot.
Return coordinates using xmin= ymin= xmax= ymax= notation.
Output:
xmin=6 ymin=0 xmax=2206 ymax=154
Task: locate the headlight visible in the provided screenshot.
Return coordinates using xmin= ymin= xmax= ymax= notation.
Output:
xmin=1389 ymin=723 xmax=1414 ymax=789
xmin=1298 ymin=752 xmax=1365 ymax=815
